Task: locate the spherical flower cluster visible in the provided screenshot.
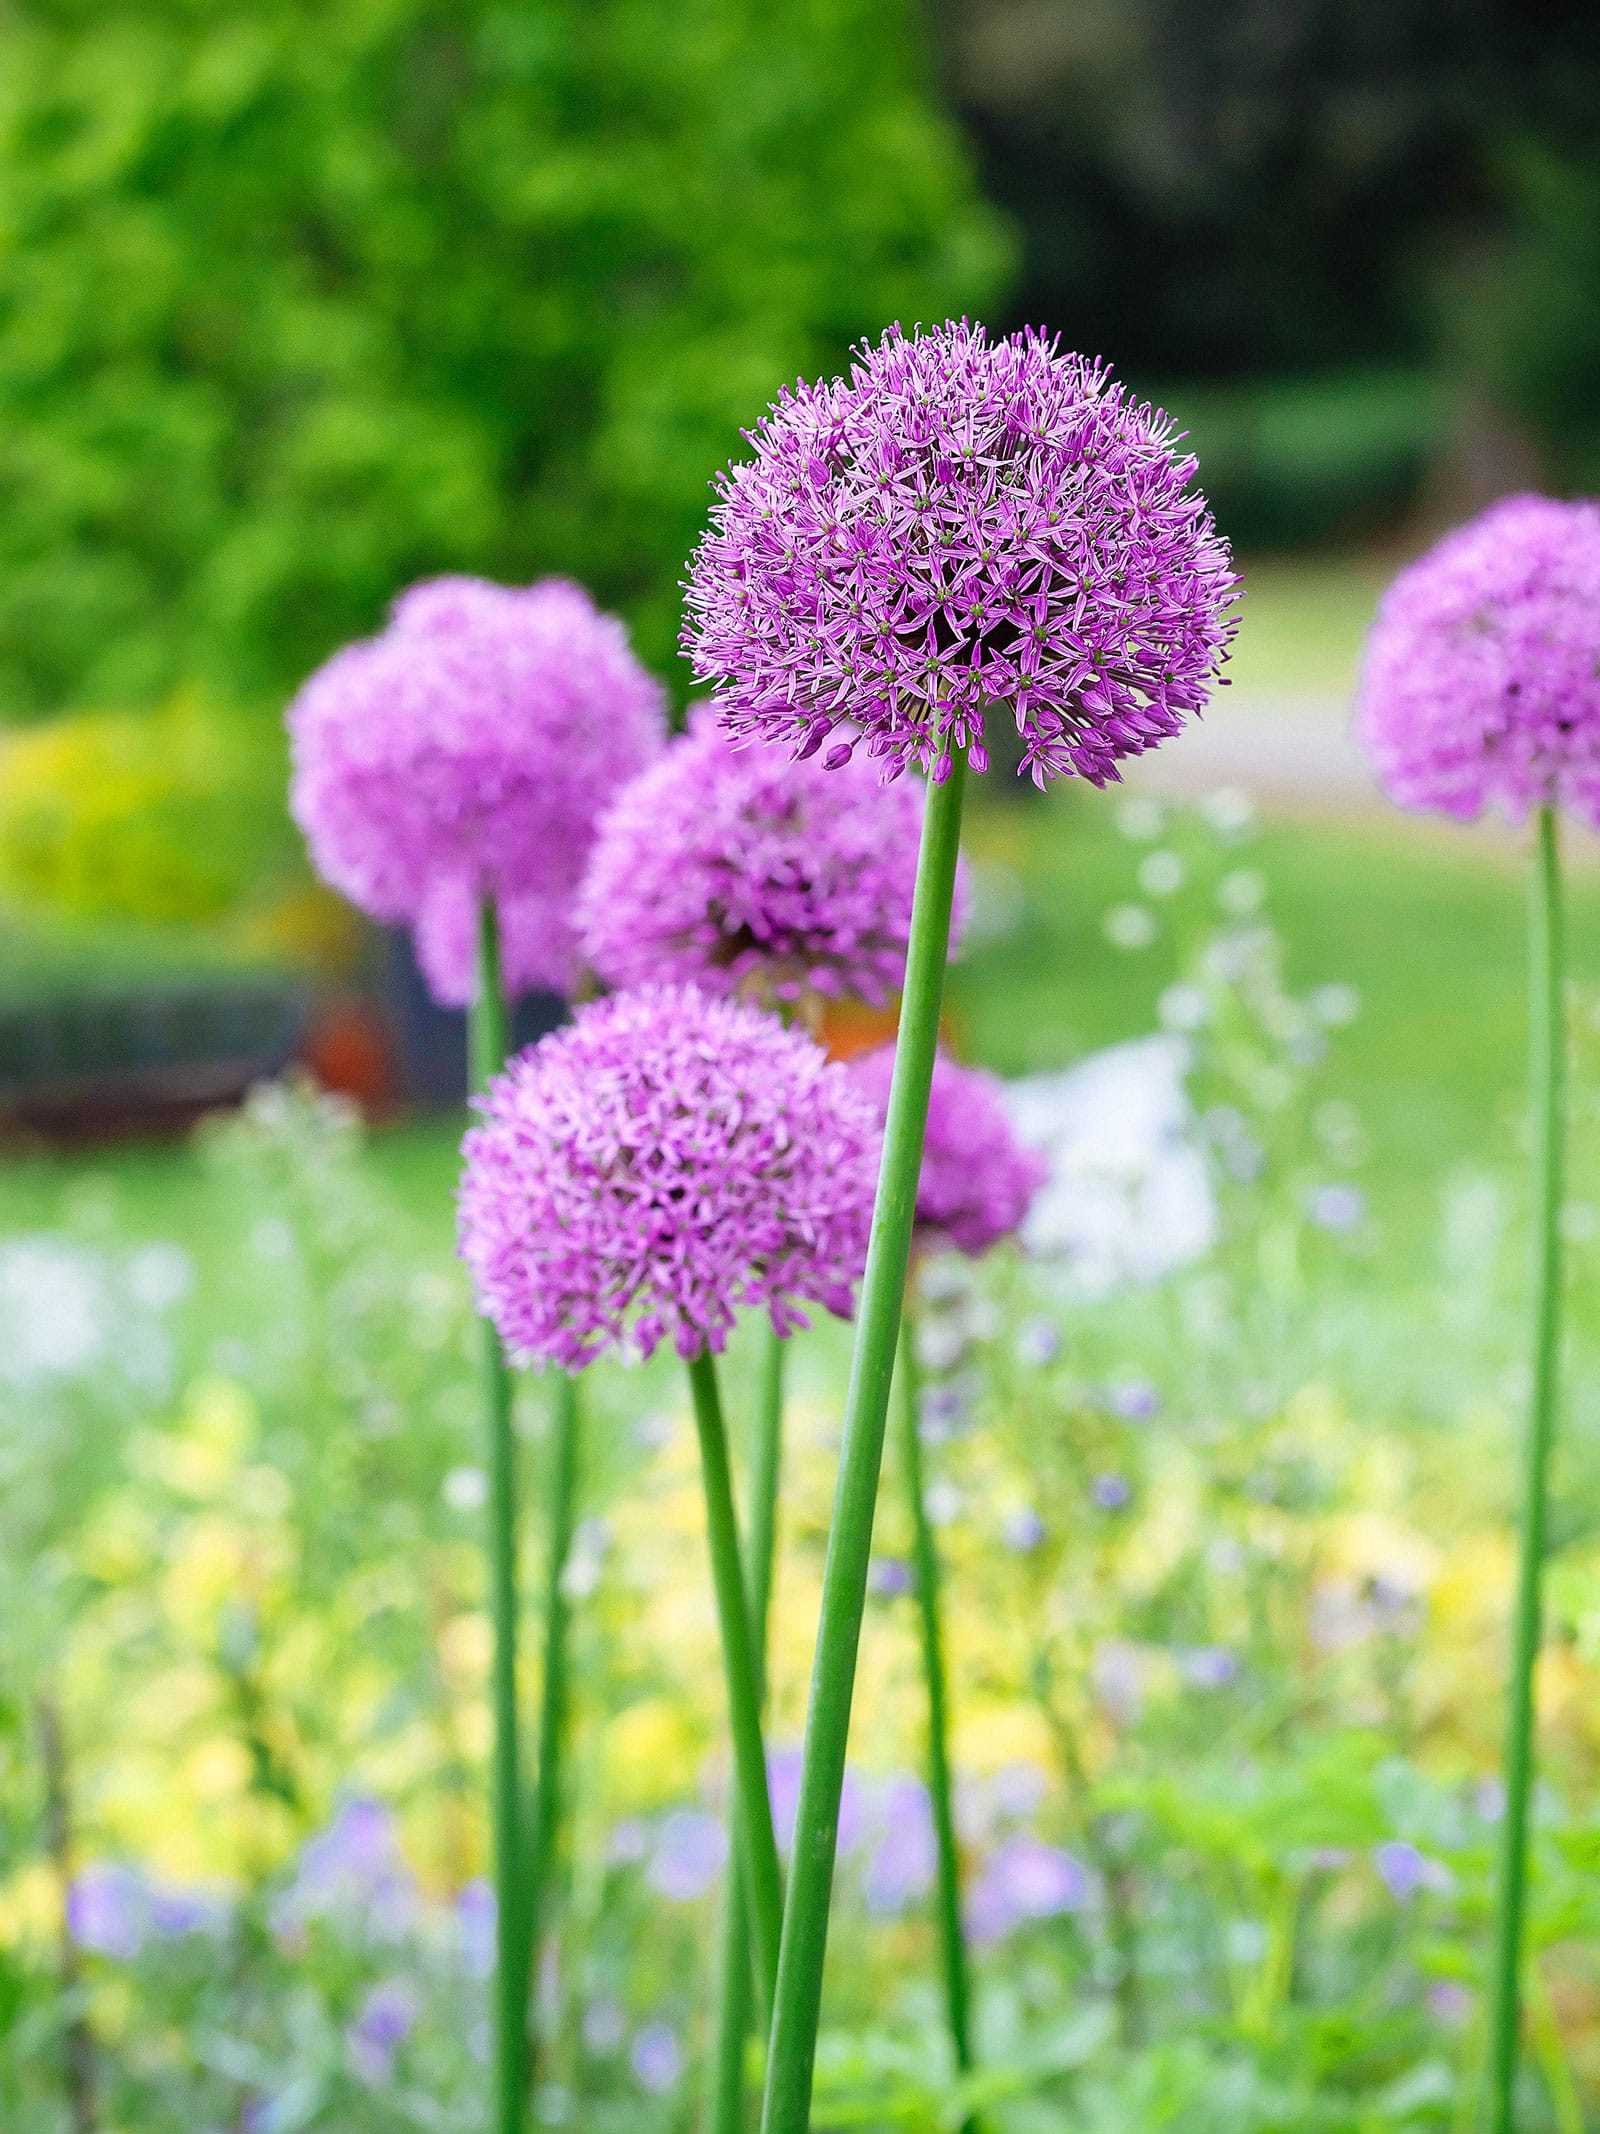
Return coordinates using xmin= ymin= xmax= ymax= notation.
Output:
xmin=458 ymin=984 xmax=881 ymax=1367
xmin=1357 ymin=494 xmax=1600 ymax=824
xmin=576 ymin=709 xmax=969 ymax=1005
xmin=684 ymin=320 xmax=1237 ymax=787
xmin=288 ymin=575 xmax=665 ymax=999
xmin=850 ymin=1045 xmax=1046 ymax=1257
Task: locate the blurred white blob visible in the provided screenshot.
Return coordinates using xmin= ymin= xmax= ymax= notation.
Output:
xmin=1005 ymin=1036 xmax=1216 ymax=1297
xmin=0 ymin=1237 xmax=108 ymax=1383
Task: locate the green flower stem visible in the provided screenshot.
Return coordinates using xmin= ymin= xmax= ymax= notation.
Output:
xmin=472 ymin=898 xmax=526 ymax=2134
xmin=896 ymin=1306 xmax=974 ymax=2098
xmin=520 ymin=1369 xmax=581 ymax=2083
xmin=759 ymin=751 xmax=968 ymax=2134
xmin=686 ymin=1346 xmax=786 ymax=2020
xmin=1489 ymin=803 xmax=1566 ymax=2134
xmin=707 ymin=1327 xmax=787 ymax=2134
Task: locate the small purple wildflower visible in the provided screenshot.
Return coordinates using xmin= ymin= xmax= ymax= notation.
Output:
xmin=578 ymin=708 xmax=969 ymax=1006
xmin=769 ymin=1748 xmax=868 ymax=1861
xmin=458 ymin=985 xmax=880 ymax=1368
xmin=850 ymin=1046 xmax=1047 ymax=1259
xmin=630 ymin=2021 xmax=682 ymax=2093
xmin=1358 ymin=496 xmax=1600 ymax=824
xmin=1308 ymin=1183 xmax=1365 ymax=1234
xmin=67 ymin=1865 xmax=148 ymax=1960
xmin=1001 ymin=1505 xmax=1046 ymax=1553
xmin=1090 ymin=1472 xmax=1132 ymax=1512
xmin=277 ymin=1799 xmax=415 ymax=1937
xmin=288 ymin=575 xmax=664 ymax=1002
xmin=685 ymin=321 xmax=1237 ymax=786
xmin=1374 ymin=1840 xmax=1451 ymax=1902
xmin=862 ymin=1777 xmax=938 ymax=1915
xmin=347 ymin=1979 xmax=418 ymax=2087
xmin=1107 ymin=1379 xmax=1161 ymax=1421
xmin=1428 ymin=1980 xmax=1473 ymax=2026
xmin=1181 ymin=1646 xmax=1238 ymax=1690
xmin=869 ymin=1555 xmax=914 ymax=1597
xmin=966 ymin=1836 xmax=1089 ymax=1945
xmin=456 ymin=1880 xmax=495 ymax=1978
xmin=645 ymin=1812 xmax=728 ymax=1902
xmin=1016 ymin=1316 xmax=1061 ymax=1366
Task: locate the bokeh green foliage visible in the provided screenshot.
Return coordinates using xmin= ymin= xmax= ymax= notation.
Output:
xmin=0 ymin=0 xmax=1010 ymax=722
xmin=0 ymin=700 xmax=297 ymax=927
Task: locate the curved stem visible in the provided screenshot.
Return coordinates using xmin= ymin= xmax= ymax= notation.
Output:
xmin=687 ymin=1347 xmax=785 ymax=2019
xmin=521 ymin=1370 xmax=581 ymax=2086
xmin=1488 ymin=803 xmax=1565 ymax=2134
xmin=707 ymin=1328 xmax=787 ymax=2134
xmin=897 ymin=1309 xmax=975 ymax=2098
xmin=760 ymin=752 xmax=967 ymax=2134
xmin=472 ymin=898 xmax=525 ymax=2134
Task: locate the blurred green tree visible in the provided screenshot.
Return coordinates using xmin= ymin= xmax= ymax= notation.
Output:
xmin=0 ymin=0 xmax=1009 ymax=719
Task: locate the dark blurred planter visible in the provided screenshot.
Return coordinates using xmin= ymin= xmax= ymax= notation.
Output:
xmin=379 ymin=929 xmax=566 ymax=1107
xmin=0 ymin=977 xmax=306 ymax=1143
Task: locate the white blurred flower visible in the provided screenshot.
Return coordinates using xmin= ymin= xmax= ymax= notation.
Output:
xmin=1007 ymin=1038 xmax=1216 ymax=1299
xmin=1138 ymin=850 xmax=1185 ymax=897
xmin=0 ymin=1236 xmax=109 ymax=1384
xmin=1158 ymin=983 xmax=1209 ymax=1033
xmin=443 ymin=1467 xmax=488 ymax=1512
xmin=1217 ymin=869 xmax=1266 ymax=917
xmin=1103 ymin=904 xmax=1158 ymax=950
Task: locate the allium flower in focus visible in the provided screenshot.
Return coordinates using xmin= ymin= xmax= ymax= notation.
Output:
xmin=577 ymin=709 xmax=969 ymax=1005
xmin=850 ymin=1045 xmax=1046 ymax=1258
xmin=288 ymin=575 xmax=665 ymax=999
xmin=684 ymin=320 xmax=1237 ymax=786
xmin=1357 ymin=495 xmax=1600 ymax=823
xmin=458 ymin=984 xmax=880 ymax=1367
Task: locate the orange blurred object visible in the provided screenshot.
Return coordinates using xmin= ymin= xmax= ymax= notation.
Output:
xmin=301 ymin=993 xmax=397 ymax=1114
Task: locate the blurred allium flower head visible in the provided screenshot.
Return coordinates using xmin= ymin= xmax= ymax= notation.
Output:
xmin=850 ymin=1045 xmax=1047 ymax=1257
xmin=684 ymin=320 xmax=1237 ymax=786
xmin=458 ymin=984 xmax=880 ymax=1367
xmin=577 ymin=708 xmax=969 ymax=1005
xmin=1358 ymin=494 xmax=1600 ymax=823
xmin=288 ymin=575 xmax=665 ymax=999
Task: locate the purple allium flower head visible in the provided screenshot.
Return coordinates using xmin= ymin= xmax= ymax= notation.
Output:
xmin=288 ymin=575 xmax=665 ymax=998
xmin=1357 ymin=495 xmax=1600 ymax=824
xmin=684 ymin=321 xmax=1237 ymax=787
xmin=411 ymin=872 xmax=579 ymax=1010
xmin=850 ymin=1046 xmax=1047 ymax=1258
xmin=578 ymin=708 xmax=969 ymax=1006
xmin=458 ymin=984 xmax=880 ymax=1367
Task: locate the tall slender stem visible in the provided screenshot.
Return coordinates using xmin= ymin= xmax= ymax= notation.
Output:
xmin=521 ymin=1370 xmax=581 ymax=2084
xmin=707 ymin=1328 xmax=787 ymax=2134
xmin=896 ymin=1308 xmax=975 ymax=2097
xmin=1488 ymin=805 xmax=1565 ymax=2134
xmin=473 ymin=898 xmax=526 ymax=2134
xmin=760 ymin=752 xmax=967 ymax=2134
xmin=686 ymin=1346 xmax=786 ymax=2019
